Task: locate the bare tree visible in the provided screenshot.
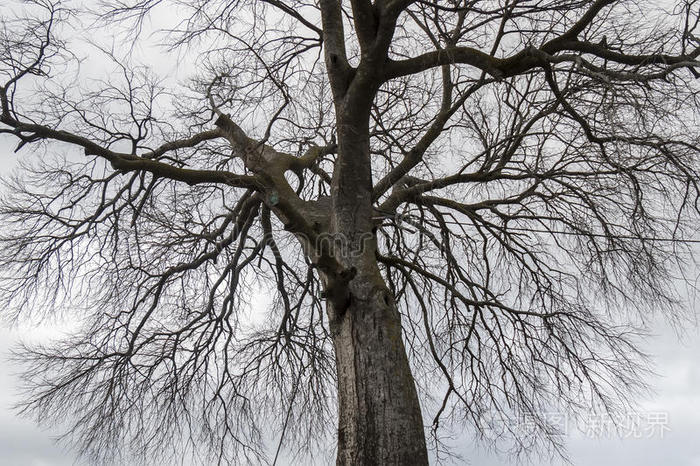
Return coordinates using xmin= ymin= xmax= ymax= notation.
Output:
xmin=1 ymin=0 xmax=699 ymax=464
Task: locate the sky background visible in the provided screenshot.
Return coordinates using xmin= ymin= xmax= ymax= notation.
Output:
xmin=2 ymin=1 xmax=700 ymax=464
xmin=1 ymin=283 xmax=699 ymax=466
xmin=2 ymin=117 xmax=700 ymax=466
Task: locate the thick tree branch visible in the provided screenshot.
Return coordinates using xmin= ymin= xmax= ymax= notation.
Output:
xmin=0 ymin=116 xmax=259 ymax=189
xmin=384 ymin=0 xmax=698 ymax=82
xmin=319 ymin=0 xmax=353 ymax=99
xmin=386 ymin=40 xmax=700 ymax=81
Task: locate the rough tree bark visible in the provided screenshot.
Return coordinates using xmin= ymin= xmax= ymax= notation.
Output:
xmin=329 ymin=272 xmax=429 ymax=465
xmin=314 ymin=1 xmax=432 ymax=458
xmin=331 ymin=118 xmax=428 ymax=463
xmin=324 ymin=66 xmax=430 ymax=462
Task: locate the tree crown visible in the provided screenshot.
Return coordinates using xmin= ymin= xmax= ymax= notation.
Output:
xmin=1 ymin=0 xmax=699 ymax=464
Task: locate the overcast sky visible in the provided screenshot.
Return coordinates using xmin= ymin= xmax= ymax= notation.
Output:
xmin=1 ymin=136 xmax=700 ymax=465
xmin=1 ymin=289 xmax=699 ymax=466
xmin=2 ymin=1 xmax=700 ymax=464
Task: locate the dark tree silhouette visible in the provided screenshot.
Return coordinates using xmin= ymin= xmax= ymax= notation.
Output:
xmin=1 ymin=0 xmax=700 ymax=464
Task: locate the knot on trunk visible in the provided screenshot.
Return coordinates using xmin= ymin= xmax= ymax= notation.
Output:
xmin=321 ymin=266 xmax=357 ymax=325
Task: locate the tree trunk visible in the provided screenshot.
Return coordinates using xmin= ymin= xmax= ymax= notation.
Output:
xmin=320 ymin=83 xmax=428 ymax=463
xmin=328 ymin=270 xmax=429 ymax=465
